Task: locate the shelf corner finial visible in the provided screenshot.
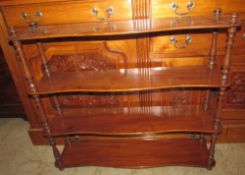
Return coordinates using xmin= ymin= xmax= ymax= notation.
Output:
xmin=9 ymin=26 xmax=16 ymax=36
xmin=213 ymin=8 xmax=222 ymax=20
xmin=231 ymin=13 xmax=238 ymax=24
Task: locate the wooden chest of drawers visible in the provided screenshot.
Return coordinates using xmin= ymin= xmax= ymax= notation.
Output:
xmin=0 ymin=0 xmax=244 ymax=145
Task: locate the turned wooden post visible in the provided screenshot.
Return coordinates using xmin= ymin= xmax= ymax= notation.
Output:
xmin=204 ymin=8 xmax=221 ymax=112
xmin=10 ymin=28 xmax=64 ymax=170
xmin=208 ymin=13 xmax=238 ymax=170
xmin=209 ymin=31 xmax=218 ymax=70
xmin=204 ymin=31 xmax=218 ymax=112
xmin=202 ymin=9 xmax=221 ymax=144
xmin=37 ymin=42 xmax=62 ymax=115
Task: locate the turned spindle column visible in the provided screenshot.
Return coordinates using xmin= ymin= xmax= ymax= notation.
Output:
xmin=204 ymin=8 xmax=221 ymax=112
xmin=202 ymin=9 xmax=221 ymax=145
xmin=37 ymin=42 xmax=62 ymax=115
xmin=208 ymin=13 xmax=238 ymax=170
xmin=10 ymin=28 xmax=64 ymax=170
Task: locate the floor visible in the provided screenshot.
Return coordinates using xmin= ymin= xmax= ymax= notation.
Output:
xmin=0 ymin=118 xmax=245 ymax=175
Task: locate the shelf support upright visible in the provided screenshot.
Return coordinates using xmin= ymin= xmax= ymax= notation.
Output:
xmin=37 ymin=42 xmax=62 ymax=115
xmin=204 ymin=8 xmax=221 ymax=112
xmin=10 ymin=28 xmax=64 ymax=170
xmin=208 ymin=13 xmax=238 ymax=170
xmin=202 ymin=9 xmax=220 ymax=144
xmin=208 ymin=31 xmax=218 ymax=70
xmin=203 ymin=31 xmax=218 ymax=143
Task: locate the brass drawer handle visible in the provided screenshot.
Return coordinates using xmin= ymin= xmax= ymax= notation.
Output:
xmin=170 ymin=36 xmax=192 ymax=49
xmin=91 ymin=7 xmax=114 ymax=21
xmin=20 ymin=11 xmax=43 ymax=30
xmin=243 ymin=33 xmax=245 ymax=39
xmin=170 ymin=1 xmax=194 ymax=16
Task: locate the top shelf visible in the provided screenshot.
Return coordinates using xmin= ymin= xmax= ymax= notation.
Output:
xmin=9 ymin=15 xmax=241 ymax=41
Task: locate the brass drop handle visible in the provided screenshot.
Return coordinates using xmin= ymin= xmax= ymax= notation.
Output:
xmin=20 ymin=11 xmax=43 ymax=29
xmin=243 ymin=33 xmax=245 ymax=39
xmin=170 ymin=36 xmax=192 ymax=49
xmin=170 ymin=1 xmax=195 ymax=16
xmin=91 ymin=7 xmax=114 ymax=21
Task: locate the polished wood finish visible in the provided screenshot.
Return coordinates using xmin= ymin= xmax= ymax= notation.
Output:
xmin=37 ymin=42 xmax=62 ymax=115
xmin=2 ymin=0 xmax=132 ymax=27
xmin=32 ymin=66 xmax=226 ymax=95
xmin=7 ymin=8 xmax=240 ymax=170
xmin=0 ymin=0 xmax=245 ymax=170
xmin=9 ymin=16 xmax=241 ymax=41
xmin=208 ymin=14 xmax=237 ymax=168
xmin=61 ymin=138 xmax=209 ymax=168
xmin=48 ymin=105 xmax=216 ymax=137
xmin=12 ymin=37 xmax=63 ymax=168
xmin=0 ymin=0 xmax=75 ymax=5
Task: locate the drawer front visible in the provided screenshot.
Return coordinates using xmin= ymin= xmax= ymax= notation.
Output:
xmin=219 ymin=120 xmax=245 ymax=142
xmin=151 ymin=33 xmax=226 ymax=58
xmin=2 ymin=0 xmax=132 ymax=27
xmin=151 ymin=23 xmax=245 ymax=58
xmin=152 ymin=0 xmax=245 ymax=19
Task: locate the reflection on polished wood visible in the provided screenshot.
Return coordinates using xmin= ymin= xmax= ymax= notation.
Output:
xmin=9 ymin=15 xmax=241 ymax=41
xmin=33 ymin=66 xmax=226 ymax=95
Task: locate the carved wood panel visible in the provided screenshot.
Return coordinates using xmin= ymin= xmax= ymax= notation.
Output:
xmin=53 ymin=94 xmax=120 ymax=108
xmin=25 ymin=42 xmax=128 ymax=112
xmin=47 ymin=42 xmax=125 ymax=109
xmin=224 ymin=70 xmax=245 ymax=109
xmin=48 ymin=53 xmax=117 ymax=73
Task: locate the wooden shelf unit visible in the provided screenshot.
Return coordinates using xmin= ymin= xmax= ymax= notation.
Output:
xmin=8 ymin=11 xmax=241 ymax=170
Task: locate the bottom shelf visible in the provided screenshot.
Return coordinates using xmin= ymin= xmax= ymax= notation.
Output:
xmin=61 ymin=138 xmax=210 ymax=168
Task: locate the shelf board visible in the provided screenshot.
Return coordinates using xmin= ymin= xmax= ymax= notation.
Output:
xmin=10 ymin=15 xmax=241 ymax=41
xmin=61 ymin=138 xmax=210 ymax=168
xmin=33 ymin=66 xmax=226 ymax=95
xmin=49 ymin=105 xmax=216 ymax=136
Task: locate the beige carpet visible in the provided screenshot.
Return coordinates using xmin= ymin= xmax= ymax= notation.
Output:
xmin=0 ymin=118 xmax=245 ymax=175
